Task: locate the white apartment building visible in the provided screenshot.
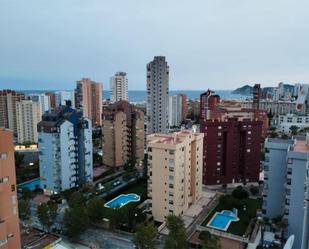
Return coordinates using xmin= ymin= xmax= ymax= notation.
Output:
xmin=263 ymin=137 xmax=309 ymax=249
xmin=37 ymin=106 xmax=92 ymax=194
xmin=168 ymin=95 xmax=183 ymax=127
xmin=55 ymin=90 xmax=75 ymax=108
xmin=110 ymin=72 xmax=128 ymax=103
xmin=275 ymin=114 xmax=309 ymax=133
xmin=241 ymin=100 xmax=306 ymax=115
xmin=29 ymin=93 xmax=51 ymax=114
xmin=146 ymin=56 xmax=169 ymax=134
xmin=16 ymin=100 xmax=41 ymax=144
xmin=147 ymin=130 xmax=204 ymax=222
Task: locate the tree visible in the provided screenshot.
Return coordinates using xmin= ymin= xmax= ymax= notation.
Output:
xmin=21 ymin=188 xmax=34 ymax=200
xmin=232 ymin=186 xmax=249 ymax=200
xmin=124 ymin=156 xmax=137 ymax=172
xmin=200 ymin=231 xmax=221 ymax=249
xmin=18 ymin=199 xmax=31 ymax=222
xmin=64 ymin=192 xmax=89 ymax=238
xmin=64 ymin=205 xmax=90 ymax=238
xmin=249 ymin=185 xmax=259 ymax=196
xmin=87 ymin=198 xmax=105 ymax=222
xmin=133 ymin=222 xmax=158 ymax=249
xmin=164 ymin=215 xmax=187 ymax=249
xmin=37 ymin=202 xmax=58 ymax=231
xmin=290 ymin=125 xmax=299 ymax=136
xmin=14 ymin=152 xmax=24 ymax=167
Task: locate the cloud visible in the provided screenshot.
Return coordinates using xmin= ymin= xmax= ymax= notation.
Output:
xmin=0 ymin=0 xmax=308 ymax=90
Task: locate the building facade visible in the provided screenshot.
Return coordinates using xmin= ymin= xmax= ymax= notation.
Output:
xmin=0 ymin=128 xmax=21 ymax=249
xmin=102 ymin=101 xmax=144 ymax=167
xmin=38 ymin=106 xmax=93 ymax=194
xmin=241 ymin=100 xmax=306 ymax=115
xmin=0 ymin=90 xmax=25 ymax=135
xmin=168 ymin=95 xmax=183 ymax=127
xmin=76 ymin=78 xmax=103 ymax=126
xmin=275 ymin=114 xmax=309 ymax=133
xmin=200 ymin=118 xmax=262 ymax=185
xmin=29 ymin=93 xmax=50 ymax=114
xmin=55 ymin=91 xmax=75 ymax=108
xmin=46 ymin=92 xmax=56 ymax=109
xmin=146 ymin=56 xmax=169 ymax=134
xmin=147 ymin=130 xmax=203 ymax=222
xmin=110 ymin=72 xmax=128 ymax=103
xmin=263 ymin=137 xmax=309 ymax=249
xmin=16 ymin=100 xmax=42 ymax=144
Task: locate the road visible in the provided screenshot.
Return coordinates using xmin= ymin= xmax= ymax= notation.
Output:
xmin=80 ymin=228 xmax=135 ymax=249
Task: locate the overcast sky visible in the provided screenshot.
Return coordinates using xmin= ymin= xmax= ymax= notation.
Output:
xmin=0 ymin=0 xmax=308 ymax=90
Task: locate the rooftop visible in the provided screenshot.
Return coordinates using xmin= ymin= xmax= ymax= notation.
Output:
xmin=292 ymin=139 xmax=309 ymax=153
xmin=148 ymin=129 xmax=202 ymax=145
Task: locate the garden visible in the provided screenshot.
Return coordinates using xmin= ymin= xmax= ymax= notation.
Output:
xmin=202 ymin=186 xmax=262 ymax=236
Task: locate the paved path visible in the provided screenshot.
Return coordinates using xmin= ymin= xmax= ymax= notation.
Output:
xmin=247 ymin=228 xmax=261 ymax=249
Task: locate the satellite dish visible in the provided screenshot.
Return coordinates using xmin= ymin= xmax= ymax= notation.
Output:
xmin=283 ymin=235 xmax=295 ymax=249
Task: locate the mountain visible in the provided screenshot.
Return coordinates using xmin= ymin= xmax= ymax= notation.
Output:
xmin=232 ymin=85 xmax=253 ymax=95
xmin=233 ymin=84 xmax=296 ymax=96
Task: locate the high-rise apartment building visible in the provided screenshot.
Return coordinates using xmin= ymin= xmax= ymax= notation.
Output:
xmin=179 ymin=94 xmax=187 ymax=122
xmin=168 ymin=94 xmax=186 ymax=127
xmin=29 ymin=93 xmax=50 ymax=114
xmin=0 ymin=128 xmax=21 ymax=248
xmin=0 ymin=90 xmax=25 ymax=135
xmin=200 ymin=117 xmax=262 ymax=185
xmin=16 ymin=100 xmax=41 ymax=144
xmin=110 ymin=72 xmax=128 ymax=103
xmin=46 ymin=92 xmax=56 ymax=109
xmin=55 ymin=91 xmax=75 ymax=108
xmin=146 ymin=56 xmax=169 ymax=134
xmin=147 ymin=130 xmax=203 ymax=222
xmin=102 ymin=101 xmax=144 ymax=167
xmin=37 ymin=106 xmax=93 ymax=194
xmin=263 ymin=137 xmax=309 ymax=249
xmin=76 ymin=78 xmax=103 ymax=126
xmin=200 ymin=90 xmax=263 ymax=185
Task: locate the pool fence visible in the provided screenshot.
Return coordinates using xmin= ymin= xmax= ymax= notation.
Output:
xmin=196 ymin=225 xmax=249 ymax=243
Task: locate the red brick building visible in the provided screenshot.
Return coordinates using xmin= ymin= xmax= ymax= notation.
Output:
xmin=200 ymin=118 xmax=262 ymax=185
xmin=200 ymin=89 xmax=263 ymax=185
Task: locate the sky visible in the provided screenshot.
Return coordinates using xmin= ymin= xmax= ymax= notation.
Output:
xmin=0 ymin=0 xmax=308 ymax=90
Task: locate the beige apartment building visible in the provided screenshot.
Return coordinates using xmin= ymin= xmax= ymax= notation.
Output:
xmin=76 ymin=78 xmax=103 ymax=126
xmin=16 ymin=100 xmax=42 ymax=144
xmin=102 ymin=101 xmax=144 ymax=167
xmin=147 ymin=129 xmax=203 ymax=222
xmin=0 ymin=90 xmax=25 ymax=135
xmin=0 ymin=128 xmax=21 ymax=248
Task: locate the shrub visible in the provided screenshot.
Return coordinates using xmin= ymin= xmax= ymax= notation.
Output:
xmin=232 ymin=186 xmax=249 ymax=200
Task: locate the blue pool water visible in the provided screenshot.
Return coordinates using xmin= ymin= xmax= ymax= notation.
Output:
xmin=207 ymin=210 xmax=239 ymax=231
xmin=104 ymin=194 xmax=140 ymax=209
xmin=19 ymin=178 xmax=41 ymax=190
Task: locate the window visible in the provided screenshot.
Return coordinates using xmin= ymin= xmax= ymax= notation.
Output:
xmin=11 ymin=185 xmax=15 ymax=192
xmin=0 ymin=152 xmax=8 ymax=160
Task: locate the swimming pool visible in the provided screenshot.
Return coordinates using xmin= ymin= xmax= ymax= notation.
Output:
xmin=104 ymin=194 xmax=140 ymax=209
xmin=18 ymin=178 xmax=41 ymax=190
xmin=207 ymin=209 xmax=239 ymax=231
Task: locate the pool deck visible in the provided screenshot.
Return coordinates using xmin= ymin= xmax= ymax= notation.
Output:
xmin=207 ymin=210 xmax=239 ymax=231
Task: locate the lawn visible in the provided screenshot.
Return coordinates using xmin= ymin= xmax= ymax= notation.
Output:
xmin=202 ymin=195 xmax=262 ymax=236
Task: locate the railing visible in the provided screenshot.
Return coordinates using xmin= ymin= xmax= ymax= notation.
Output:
xmin=196 ymin=225 xmax=249 ymax=243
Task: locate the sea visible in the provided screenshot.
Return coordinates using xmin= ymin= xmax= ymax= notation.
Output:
xmin=22 ymin=90 xmax=250 ymax=102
